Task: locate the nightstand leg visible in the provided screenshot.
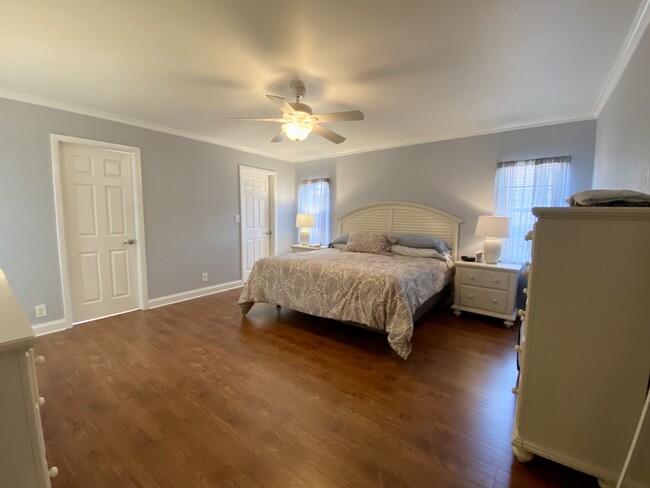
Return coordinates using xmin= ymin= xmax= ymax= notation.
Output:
xmin=504 ymin=320 xmax=514 ymax=327
xmin=453 ymin=310 xmax=461 ymax=317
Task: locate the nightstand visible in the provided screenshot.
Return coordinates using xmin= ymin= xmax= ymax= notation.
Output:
xmin=452 ymin=261 xmax=522 ymax=327
xmin=290 ymin=245 xmax=322 ymax=253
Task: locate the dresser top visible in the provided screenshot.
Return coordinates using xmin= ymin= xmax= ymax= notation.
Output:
xmin=0 ymin=269 xmax=35 ymax=353
xmin=533 ymin=207 xmax=650 ymax=219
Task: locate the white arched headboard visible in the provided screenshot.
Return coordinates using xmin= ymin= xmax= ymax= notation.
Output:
xmin=337 ymin=202 xmax=463 ymax=260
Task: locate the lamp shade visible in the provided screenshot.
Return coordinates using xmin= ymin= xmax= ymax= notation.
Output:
xmin=295 ymin=213 xmax=315 ymax=228
xmin=475 ymin=216 xmax=510 ymax=238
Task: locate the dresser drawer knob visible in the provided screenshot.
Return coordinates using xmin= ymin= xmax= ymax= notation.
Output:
xmin=518 ymin=309 xmax=526 ymax=318
xmin=523 ymin=287 xmax=528 ymax=295
xmin=511 ymin=387 xmax=519 ymax=395
xmin=38 ymin=396 xmax=45 ymax=407
xmin=493 ymin=278 xmax=500 ymax=283
xmin=467 ymin=294 xmax=474 ymax=299
xmin=491 ymin=298 xmax=498 ymax=303
xmin=469 ymin=275 xmax=475 ymax=280
xmin=514 ymin=345 xmax=523 ymax=353
xmin=48 ymin=466 xmax=59 ymax=478
xmin=34 ymin=355 xmax=46 ymax=365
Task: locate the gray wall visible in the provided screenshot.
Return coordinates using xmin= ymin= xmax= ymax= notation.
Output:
xmin=0 ymin=98 xmax=295 ymax=324
xmin=296 ymin=120 xmax=596 ymax=257
xmin=593 ymin=25 xmax=650 ymax=192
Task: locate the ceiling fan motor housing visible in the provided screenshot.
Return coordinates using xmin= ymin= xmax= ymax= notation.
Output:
xmin=289 ymin=102 xmax=313 ymax=116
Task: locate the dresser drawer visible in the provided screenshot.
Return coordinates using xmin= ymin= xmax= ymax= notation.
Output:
xmin=459 ymin=285 xmax=508 ymax=313
xmin=460 ymin=268 xmax=509 ymax=290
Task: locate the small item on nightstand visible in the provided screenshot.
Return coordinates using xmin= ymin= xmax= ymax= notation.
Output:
xmin=475 ymin=251 xmax=483 ymax=263
xmin=309 ymin=244 xmax=321 ymax=248
xmin=460 ymin=256 xmax=476 ymax=262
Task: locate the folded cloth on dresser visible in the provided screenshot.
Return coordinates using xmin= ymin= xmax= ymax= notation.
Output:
xmin=567 ymin=189 xmax=650 ymax=207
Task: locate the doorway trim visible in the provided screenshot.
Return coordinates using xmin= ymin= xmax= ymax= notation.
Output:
xmin=50 ymin=134 xmax=149 ymax=329
xmin=238 ymin=165 xmax=277 ymax=281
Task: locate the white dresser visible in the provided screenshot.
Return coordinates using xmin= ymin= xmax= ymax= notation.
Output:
xmin=0 ymin=270 xmax=57 ymax=488
xmin=452 ymin=261 xmax=521 ymax=326
xmin=512 ymin=208 xmax=650 ymax=487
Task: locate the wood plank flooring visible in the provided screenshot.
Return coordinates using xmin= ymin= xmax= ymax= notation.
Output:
xmin=36 ymin=289 xmax=597 ymax=487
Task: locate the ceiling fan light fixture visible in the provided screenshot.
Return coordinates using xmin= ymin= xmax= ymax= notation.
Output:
xmin=282 ymin=121 xmax=313 ymax=142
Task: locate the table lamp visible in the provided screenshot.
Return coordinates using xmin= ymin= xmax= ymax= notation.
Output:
xmin=295 ymin=213 xmax=315 ymax=246
xmin=475 ymin=216 xmax=510 ymax=264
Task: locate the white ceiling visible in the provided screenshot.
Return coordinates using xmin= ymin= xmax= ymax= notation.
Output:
xmin=0 ymin=0 xmax=644 ymax=162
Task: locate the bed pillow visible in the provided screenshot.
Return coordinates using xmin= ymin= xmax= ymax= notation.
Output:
xmin=344 ymin=232 xmax=396 ymax=255
xmin=328 ymin=233 xmax=349 ymax=247
xmin=392 ymin=234 xmax=452 ymax=253
xmin=391 ymin=244 xmax=448 ymax=261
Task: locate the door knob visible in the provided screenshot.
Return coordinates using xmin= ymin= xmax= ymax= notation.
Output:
xmin=265 ymin=231 xmax=272 ymax=236
xmin=123 ymin=239 xmax=136 ymax=245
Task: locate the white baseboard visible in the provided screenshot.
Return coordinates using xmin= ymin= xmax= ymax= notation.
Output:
xmin=148 ymin=280 xmax=243 ymax=309
xmin=32 ymin=318 xmax=70 ymax=336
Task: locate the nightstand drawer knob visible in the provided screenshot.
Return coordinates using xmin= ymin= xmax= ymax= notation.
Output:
xmin=512 ymin=387 xmax=519 ymax=395
xmin=491 ymin=298 xmax=498 ymax=303
xmin=48 ymin=466 xmax=59 ymax=478
xmin=514 ymin=345 xmax=523 ymax=353
xmin=467 ymin=294 xmax=474 ymax=299
xmin=469 ymin=275 xmax=475 ymax=280
xmin=493 ymin=278 xmax=500 ymax=283
xmin=34 ymin=355 xmax=46 ymax=365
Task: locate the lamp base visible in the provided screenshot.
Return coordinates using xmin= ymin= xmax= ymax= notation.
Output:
xmin=483 ymin=238 xmax=502 ymax=264
xmin=299 ymin=228 xmax=310 ymax=246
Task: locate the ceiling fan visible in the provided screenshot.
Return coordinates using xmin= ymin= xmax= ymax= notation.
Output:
xmin=228 ymin=80 xmax=364 ymax=144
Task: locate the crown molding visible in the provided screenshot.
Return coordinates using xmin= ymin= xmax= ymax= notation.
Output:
xmin=290 ymin=114 xmax=596 ymax=163
xmin=0 ymin=89 xmax=595 ymax=164
xmin=592 ymin=0 xmax=650 ymax=117
xmin=0 ymin=88 xmax=288 ymax=162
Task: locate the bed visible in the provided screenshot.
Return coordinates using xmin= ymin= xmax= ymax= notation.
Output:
xmin=239 ymin=202 xmax=463 ymax=359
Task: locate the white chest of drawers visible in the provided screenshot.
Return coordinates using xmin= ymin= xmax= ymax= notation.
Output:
xmin=511 ymin=208 xmax=650 ymax=487
xmin=452 ymin=261 xmax=522 ymax=326
xmin=0 ymin=270 xmax=57 ymax=488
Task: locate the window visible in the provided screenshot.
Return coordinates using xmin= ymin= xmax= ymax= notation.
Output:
xmin=494 ymin=156 xmax=570 ymax=263
xmin=297 ymin=178 xmax=330 ymax=245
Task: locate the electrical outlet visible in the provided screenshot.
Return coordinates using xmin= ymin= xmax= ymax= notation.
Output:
xmin=35 ymin=304 xmax=47 ymax=318
xmin=201 ymin=273 xmax=208 ymax=282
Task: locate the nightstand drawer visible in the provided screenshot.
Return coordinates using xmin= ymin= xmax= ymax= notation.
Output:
xmin=459 ymin=285 xmax=508 ymax=313
xmin=460 ymin=268 xmax=509 ymax=290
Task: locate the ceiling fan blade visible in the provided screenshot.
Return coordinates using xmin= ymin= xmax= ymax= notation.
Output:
xmin=226 ymin=117 xmax=286 ymax=122
xmin=270 ymin=131 xmax=287 ymax=143
xmin=266 ymin=95 xmax=296 ymax=115
xmin=312 ymin=124 xmax=346 ymax=144
xmin=311 ymin=110 xmax=364 ymax=123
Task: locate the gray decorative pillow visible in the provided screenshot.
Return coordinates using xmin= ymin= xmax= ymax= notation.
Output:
xmin=393 ymin=234 xmax=452 ymax=253
xmin=344 ymin=232 xmax=396 ymax=255
xmin=391 ymin=244 xmax=448 ymax=261
xmin=328 ymin=234 xmax=349 ymax=248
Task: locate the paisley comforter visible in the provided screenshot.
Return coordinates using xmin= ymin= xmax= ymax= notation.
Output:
xmin=238 ymin=248 xmax=453 ymax=359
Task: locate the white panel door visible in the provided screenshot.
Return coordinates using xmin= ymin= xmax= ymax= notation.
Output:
xmin=241 ymin=169 xmax=271 ymax=282
xmin=61 ymin=143 xmax=140 ymax=323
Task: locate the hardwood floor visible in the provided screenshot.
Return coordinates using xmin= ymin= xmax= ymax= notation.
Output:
xmin=36 ymin=289 xmax=597 ymax=488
